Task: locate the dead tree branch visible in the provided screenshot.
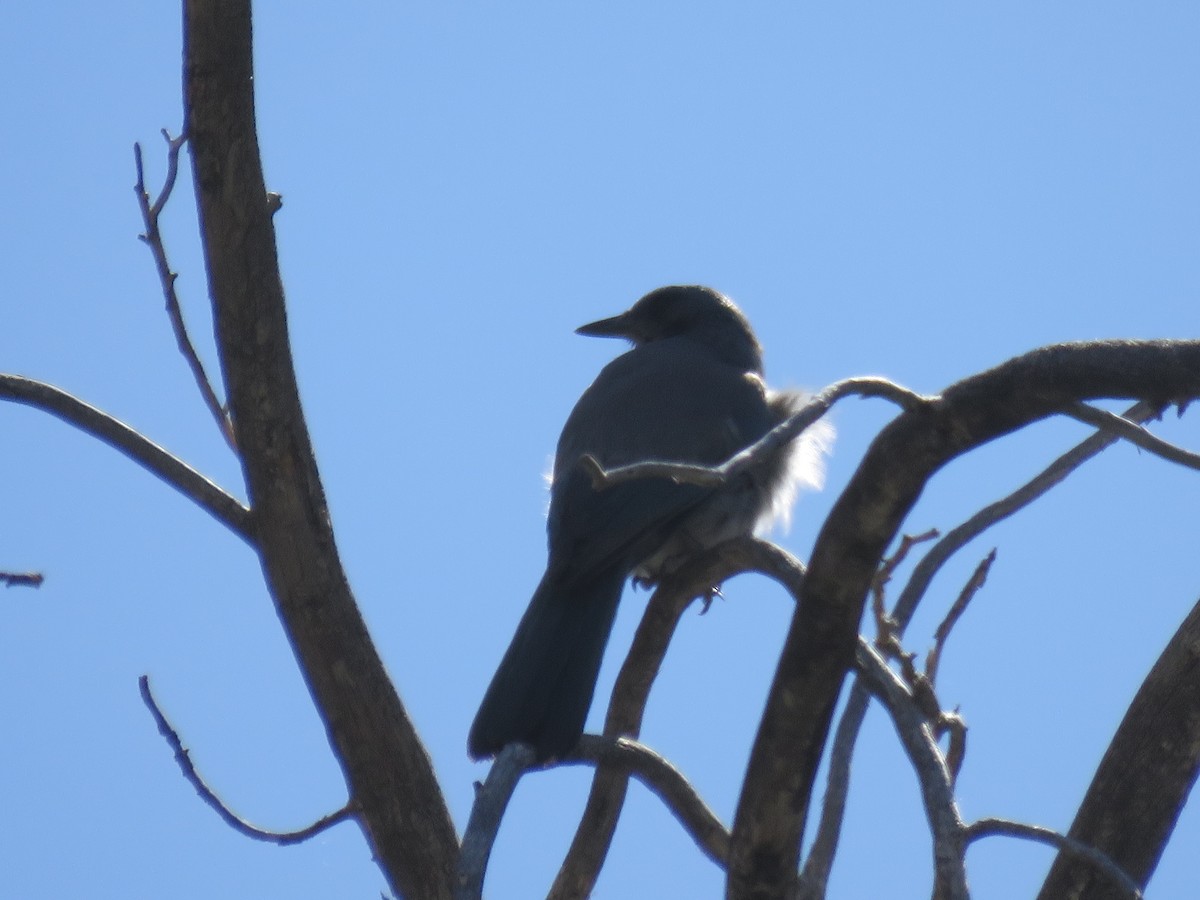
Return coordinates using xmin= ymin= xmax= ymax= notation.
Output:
xmin=1037 ymin=596 xmax=1200 ymax=899
xmin=183 ymin=3 xmax=457 ymax=896
xmin=460 ymin=736 xmax=730 ymax=900
xmin=0 ymin=374 xmax=251 ymax=541
xmin=854 ymin=641 xmax=968 ymax=900
xmin=925 ymin=548 xmax=996 ymax=687
xmin=1 ymin=571 xmax=44 ymax=588
xmin=582 ymin=376 xmax=926 ymax=491
xmin=799 ymin=400 xmax=1160 ymax=893
xmin=893 ymin=400 xmax=1161 ymax=629
xmin=551 ymin=537 xmax=803 ymax=899
xmin=134 ymin=132 xmax=237 ymax=451
xmin=1065 ymin=402 xmax=1200 ymax=471
xmin=968 ymin=818 xmax=1142 ymax=900
xmin=728 ymin=341 xmax=1200 ymax=899
xmin=139 ymin=676 xmax=355 ymax=845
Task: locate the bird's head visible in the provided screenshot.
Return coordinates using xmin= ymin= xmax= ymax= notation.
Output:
xmin=576 ymin=285 xmax=765 ymax=373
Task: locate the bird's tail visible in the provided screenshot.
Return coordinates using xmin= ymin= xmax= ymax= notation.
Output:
xmin=468 ymin=567 xmax=626 ymax=761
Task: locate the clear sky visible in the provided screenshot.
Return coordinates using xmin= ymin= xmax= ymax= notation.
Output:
xmin=2 ymin=3 xmax=1198 ymax=898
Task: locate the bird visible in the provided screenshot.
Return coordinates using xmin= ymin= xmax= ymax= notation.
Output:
xmin=467 ymin=285 xmax=830 ymax=761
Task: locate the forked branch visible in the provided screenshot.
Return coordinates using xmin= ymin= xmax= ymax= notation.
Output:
xmin=134 ymin=132 xmax=236 ymax=451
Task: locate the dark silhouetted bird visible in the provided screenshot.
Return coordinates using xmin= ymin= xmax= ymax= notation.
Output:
xmin=468 ymin=285 xmax=829 ymax=761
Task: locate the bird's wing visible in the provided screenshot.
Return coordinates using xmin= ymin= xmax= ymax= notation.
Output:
xmin=546 ymin=338 xmax=774 ymax=579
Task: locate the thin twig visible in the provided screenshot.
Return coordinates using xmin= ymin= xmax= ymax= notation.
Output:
xmin=926 ymin=549 xmax=997 ymax=687
xmin=0 ymin=375 xmax=251 ymax=541
xmin=1 ymin=571 xmax=44 ymax=588
xmin=893 ymin=400 xmax=1162 ymax=632
xmin=139 ymin=676 xmax=355 ymax=845
xmin=939 ymin=712 xmax=968 ymax=785
xmin=965 ymin=817 xmax=1143 ymax=899
xmin=134 ymin=132 xmax=237 ymax=451
xmin=583 ymin=377 xmax=928 ymax=491
xmin=1065 ymin=402 xmax=1200 ymax=472
xmin=872 ymin=529 xmax=939 ymax=643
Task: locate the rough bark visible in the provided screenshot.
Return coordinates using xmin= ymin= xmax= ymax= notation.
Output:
xmin=1037 ymin=597 xmax=1200 ymax=900
xmin=727 ymin=341 xmax=1200 ymax=899
xmin=183 ymin=3 xmax=457 ymax=897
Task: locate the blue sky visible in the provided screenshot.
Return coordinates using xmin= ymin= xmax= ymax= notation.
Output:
xmin=2 ymin=3 xmax=1198 ymax=898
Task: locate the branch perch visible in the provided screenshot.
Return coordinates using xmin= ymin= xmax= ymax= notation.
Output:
xmin=728 ymin=341 xmax=1200 ymax=899
xmin=459 ymin=736 xmax=730 ymax=900
xmin=583 ymin=376 xmax=926 ymax=490
xmin=552 ymin=537 xmax=804 ymax=899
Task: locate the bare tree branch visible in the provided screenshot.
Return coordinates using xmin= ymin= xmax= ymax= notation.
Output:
xmin=968 ymin=818 xmax=1142 ymax=900
xmin=461 ymin=736 xmax=731 ymax=900
xmin=893 ymin=400 xmax=1161 ymax=630
xmin=897 ymin=398 xmax=1156 ymax=638
xmin=1 ymin=571 xmax=44 ymax=589
xmin=728 ymin=342 xmax=1200 ymax=899
xmin=0 ymin=375 xmax=251 ymax=541
xmin=871 ymin=529 xmax=939 ymax=637
xmin=854 ymin=641 xmax=968 ymax=900
xmin=183 ymin=4 xmax=457 ymax=896
xmin=1065 ymin=402 xmax=1200 ymax=471
xmin=139 ymin=676 xmax=355 ymax=845
xmin=456 ymin=742 xmax=539 ymax=900
xmin=797 ymin=399 xmax=1161 ymax=895
xmin=134 ymin=132 xmax=237 ymax=451
xmin=551 ymin=537 xmax=802 ymax=899
xmin=566 ymin=736 xmax=731 ymax=867
xmin=582 ymin=376 xmax=926 ymax=491
xmin=925 ymin=548 xmax=996 ymax=687
xmin=1037 ymin=596 xmax=1200 ymax=900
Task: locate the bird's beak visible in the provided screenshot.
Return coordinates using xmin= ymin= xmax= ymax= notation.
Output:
xmin=575 ymin=312 xmax=632 ymax=339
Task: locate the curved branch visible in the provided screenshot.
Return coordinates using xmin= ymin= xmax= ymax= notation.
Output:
xmin=728 ymin=341 xmax=1200 ymax=899
xmin=566 ymin=735 xmax=730 ymax=867
xmin=0 ymin=374 xmax=252 ymax=541
xmin=894 ymin=400 xmax=1160 ymax=629
xmin=551 ymin=537 xmax=802 ymax=899
xmin=183 ymin=4 xmax=457 ymax=897
xmin=460 ymin=736 xmax=730 ymax=900
xmin=139 ymin=676 xmax=355 ymax=845
xmin=584 ymin=376 xmax=926 ymax=490
xmin=456 ymin=743 xmax=539 ymax=900
xmin=968 ymin=818 xmax=1142 ymax=900
xmin=1037 ymin=596 xmax=1200 ymax=899
xmin=798 ymin=400 xmax=1160 ymax=892
xmin=1065 ymin=402 xmax=1200 ymax=471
